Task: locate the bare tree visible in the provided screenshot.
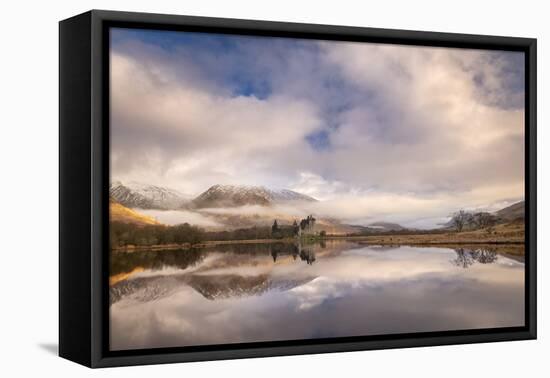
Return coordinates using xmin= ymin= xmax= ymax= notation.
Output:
xmin=471 ymin=212 xmax=497 ymax=229
xmin=451 ymin=210 xmax=470 ymax=232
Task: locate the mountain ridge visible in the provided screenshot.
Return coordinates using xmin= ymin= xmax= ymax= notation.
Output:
xmin=496 ymin=200 xmax=525 ymax=221
xmin=110 ymin=181 xmax=189 ymax=210
xmin=368 ymin=221 xmax=407 ymax=231
xmin=191 ymin=184 xmax=317 ymax=209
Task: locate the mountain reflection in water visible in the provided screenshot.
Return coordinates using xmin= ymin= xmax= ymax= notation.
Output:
xmin=109 ymin=240 xmax=525 ymax=351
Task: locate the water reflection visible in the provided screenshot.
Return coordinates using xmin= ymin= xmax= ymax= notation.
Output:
xmin=110 ymin=248 xmax=206 ymax=277
xmin=109 ymin=240 xmax=525 ymax=351
xmin=111 ymin=240 xmax=329 ymax=279
xmin=452 ymin=247 xmax=498 ymax=268
xmin=109 ymin=241 xmax=332 ymax=305
xmin=299 ymin=248 xmax=316 ymax=265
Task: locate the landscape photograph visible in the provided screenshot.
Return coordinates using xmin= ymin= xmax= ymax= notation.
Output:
xmin=108 ymin=27 xmax=526 ymax=351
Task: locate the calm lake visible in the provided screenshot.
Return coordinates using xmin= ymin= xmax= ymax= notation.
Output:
xmin=109 ymin=240 xmax=525 ymax=351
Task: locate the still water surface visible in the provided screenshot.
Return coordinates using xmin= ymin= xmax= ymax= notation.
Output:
xmin=109 ymin=240 xmax=524 ymax=350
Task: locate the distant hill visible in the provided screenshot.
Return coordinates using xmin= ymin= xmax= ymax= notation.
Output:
xmin=191 ymin=184 xmax=317 ymax=209
xmin=368 ymin=222 xmax=407 ymax=232
xmin=345 ymin=222 xmax=409 ymax=235
xmin=110 ymin=198 xmax=159 ymax=225
xmin=110 ymin=181 xmax=189 ymax=210
xmin=496 ymin=200 xmax=525 ymax=221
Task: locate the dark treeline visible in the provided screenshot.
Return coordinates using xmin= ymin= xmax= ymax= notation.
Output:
xmin=110 ymin=222 xmax=301 ymax=249
xmin=205 ymin=226 xmax=271 ymax=241
xmin=110 ymin=222 xmax=204 ymax=249
xmin=112 ymin=220 xmax=492 ymax=249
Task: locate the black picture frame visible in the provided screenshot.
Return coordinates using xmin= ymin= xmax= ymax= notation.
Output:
xmin=59 ymin=9 xmax=537 ymax=368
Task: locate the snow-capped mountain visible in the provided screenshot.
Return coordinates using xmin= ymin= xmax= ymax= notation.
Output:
xmin=110 ymin=181 xmax=189 ymax=210
xmin=191 ymin=184 xmax=317 ymax=208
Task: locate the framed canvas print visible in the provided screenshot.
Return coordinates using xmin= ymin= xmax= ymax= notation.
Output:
xmin=59 ymin=10 xmax=537 ymax=368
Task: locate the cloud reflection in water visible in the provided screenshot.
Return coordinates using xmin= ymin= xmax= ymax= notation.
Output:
xmin=110 ymin=241 xmax=524 ymax=350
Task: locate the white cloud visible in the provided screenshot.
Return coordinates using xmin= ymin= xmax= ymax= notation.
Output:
xmin=111 ymin=52 xmax=322 ymax=194
xmin=110 ymin=33 xmax=525 ymax=227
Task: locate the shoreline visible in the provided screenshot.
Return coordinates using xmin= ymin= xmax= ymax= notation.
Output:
xmin=111 ymin=234 xmax=525 ymax=253
xmin=111 ymin=238 xmax=298 ymax=252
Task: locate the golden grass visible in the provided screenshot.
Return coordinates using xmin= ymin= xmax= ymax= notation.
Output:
xmin=359 ymin=222 xmax=524 ymax=247
xmin=110 ymin=200 xmax=158 ymax=226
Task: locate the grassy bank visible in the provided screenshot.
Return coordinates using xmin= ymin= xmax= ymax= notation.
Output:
xmin=357 ymin=222 xmax=524 ymax=246
xmin=111 ymin=237 xmax=298 ymax=252
xmin=111 ymin=222 xmax=524 ymax=253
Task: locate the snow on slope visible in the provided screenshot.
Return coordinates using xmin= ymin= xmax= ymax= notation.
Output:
xmin=110 ymin=181 xmax=190 ymax=210
xmin=191 ymin=184 xmax=317 ymax=208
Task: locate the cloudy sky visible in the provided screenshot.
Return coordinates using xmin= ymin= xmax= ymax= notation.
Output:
xmin=110 ymin=28 xmax=525 ymax=228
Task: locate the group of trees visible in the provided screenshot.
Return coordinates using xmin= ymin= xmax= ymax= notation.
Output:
xmin=300 ymin=215 xmax=316 ymax=234
xmin=451 ymin=210 xmax=498 ymax=232
xmin=112 ymin=222 xmax=300 ymax=249
xmin=110 ymin=221 xmax=204 ymax=248
xmin=204 ymin=226 xmax=272 ymax=241
xmin=271 ymin=215 xmax=322 ymax=239
xmin=111 ymin=216 xmax=329 ymax=249
xmin=271 ymin=220 xmax=299 ymax=239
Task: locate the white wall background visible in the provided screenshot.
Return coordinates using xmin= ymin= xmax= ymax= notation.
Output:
xmin=0 ymin=0 xmax=546 ymax=376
